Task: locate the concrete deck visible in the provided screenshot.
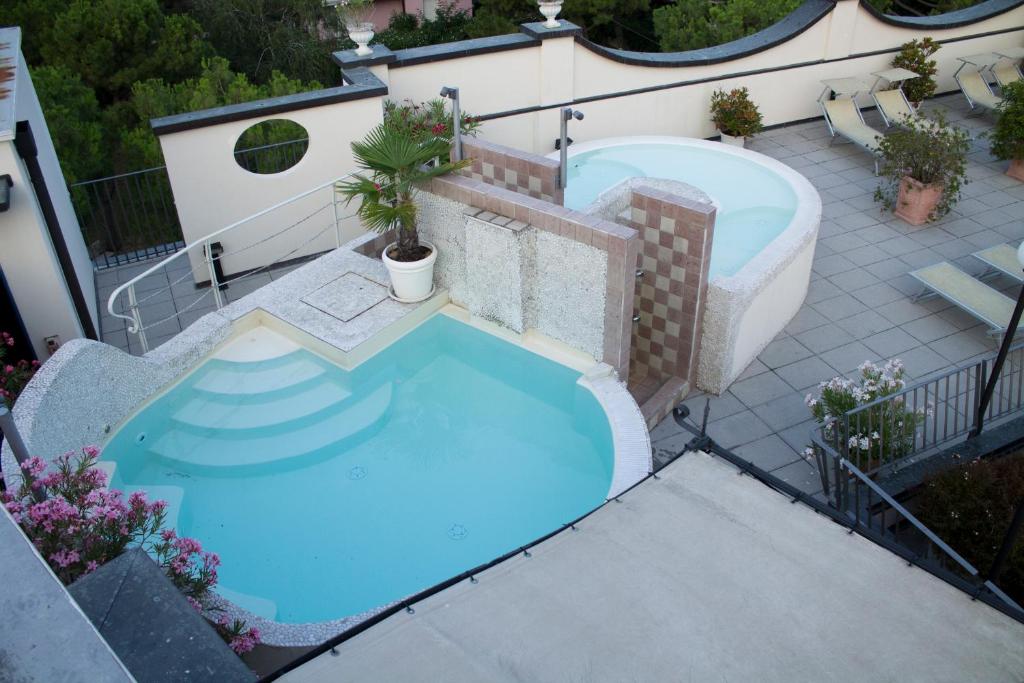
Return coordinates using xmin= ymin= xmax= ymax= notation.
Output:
xmin=282 ymin=451 xmax=1024 ymax=683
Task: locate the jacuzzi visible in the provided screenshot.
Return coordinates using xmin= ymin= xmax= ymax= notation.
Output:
xmin=555 ymin=136 xmax=822 ymax=393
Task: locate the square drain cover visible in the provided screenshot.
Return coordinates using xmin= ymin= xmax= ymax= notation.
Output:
xmin=300 ymin=272 xmax=389 ymax=322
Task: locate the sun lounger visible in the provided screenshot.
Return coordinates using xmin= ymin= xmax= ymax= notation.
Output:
xmin=993 ymin=48 xmax=1024 ymax=89
xmin=819 ymin=78 xmax=883 ymax=172
xmin=910 ymin=261 xmax=1024 ymax=336
xmin=973 ymin=243 xmax=1024 ymax=282
xmin=955 ymin=54 xmax=1003 ymax=111
xmin=870 ymin=68 xmax=939 ymax=130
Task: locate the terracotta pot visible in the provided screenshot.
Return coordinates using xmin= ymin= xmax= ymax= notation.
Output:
xmin=894 ymin=176 xmax=943 ymax=226
xmin=1007 ymin=159 xmax=1024 ymax=183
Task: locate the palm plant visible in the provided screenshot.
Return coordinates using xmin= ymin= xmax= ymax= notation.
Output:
xmin=337 ymin=123 xmax=469 ymax=262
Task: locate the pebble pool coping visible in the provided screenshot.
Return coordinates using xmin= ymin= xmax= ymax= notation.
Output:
xmin=12 ymin=233 xmax=651 ymax=647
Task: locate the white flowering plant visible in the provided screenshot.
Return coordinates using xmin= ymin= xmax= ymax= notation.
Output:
xmin=804 ymin=359 xmax=925 ymax=472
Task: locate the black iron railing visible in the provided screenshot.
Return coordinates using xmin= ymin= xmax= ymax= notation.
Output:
xmin=71 ymin=138 xmax=310 ymax=270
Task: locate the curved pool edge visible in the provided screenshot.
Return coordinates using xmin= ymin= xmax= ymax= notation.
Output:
xmin=553 ymin=135 xmax=823 ymax=394
xmin=578 ymin=365 xmax=652 ymax=499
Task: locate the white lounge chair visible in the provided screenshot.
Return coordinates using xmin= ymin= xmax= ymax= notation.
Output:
xmin=910 ymin=261 xmax=1024 ymax=336
xmin=870 ymin=68 xmax=939 ymax=130
xmin=955 ymin=54 xmax=1003 ymax=112
xmin=973 ymin=243 xmax=1024 ymax=283
xmin=819 ymin=78 xmax=883 ymax=172
xmin=993 ymin=48 xmax=1024 ymax=89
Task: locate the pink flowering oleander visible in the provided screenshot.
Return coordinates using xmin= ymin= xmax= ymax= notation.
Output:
xmin=3 ymin=446 xmax=259 ymax=656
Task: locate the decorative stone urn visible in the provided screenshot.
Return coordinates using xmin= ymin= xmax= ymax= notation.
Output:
xmin=382 ymin=241 xmax=437 ymax=302
xmin=718 ymin=132 xmax=745 ymax=148
xmin=894 ymin=176 xmax=942 ymax=226
xmin=1008 ymin=159 xmax=1024 ymax=183
xmin=537 ymin=0 xmax=563 ymax=28
xmin=347 ymin=22 xmax=375 ymax=56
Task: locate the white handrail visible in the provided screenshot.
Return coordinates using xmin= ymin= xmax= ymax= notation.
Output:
xmin=107 ymin=173 xmax=354 ymax=351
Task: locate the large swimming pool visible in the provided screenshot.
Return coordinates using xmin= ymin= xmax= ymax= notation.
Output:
xmin=102 ymin=314 xmax=614 ymax=624
xmin=562 ymin=138 xmax=799 ymax=279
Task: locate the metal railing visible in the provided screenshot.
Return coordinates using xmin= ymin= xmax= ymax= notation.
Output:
xmin=71 ymin=167 xmax=183 ymax=269
xmin=107 ymin=174 xmax=357 ymax=354
xmin=233 ymin=138 xmax=309 ymax=175
xmin=72 ymin=139 xmax=310 ymax=269
xmin=816 ymin=342 xmax=1024 ymax=477
xmin=811 ymin=435 xmax=1023 ymax=617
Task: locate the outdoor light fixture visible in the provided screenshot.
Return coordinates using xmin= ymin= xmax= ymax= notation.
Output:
xmin=971 ymin=242 xmax=1024 ymax=437
xmin=0 ymin=174 xmax=11 ymax=213
xmin=559 ymin=107 xmax=584 ymax=189
xmin=439 ymin=86 xmax=461 ymax=161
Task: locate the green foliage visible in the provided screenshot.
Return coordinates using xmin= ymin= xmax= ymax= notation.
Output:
xmin=463 ymin=12 xmax=519 ymax=39
xmin=30 ymin=66 xmax=106 ymax=184
xmin=42 ymin=0 xmax=212 ymax=102
xmin=376 ymin=4 xmax=472 ymax=50
xmin=560 ymin=0 xmax=649 ymax=47
xmin=116 ymin=57 xmax=320 ymax=171
xmin=336 ymin=124 xmax=470 ymax=261
xmin=874 ymin=110 xmax=970 ymax=221
xmin=189 ymin=0 xmax=341 ymax=84
xmin=892 ymin=37 xmax=939 ymax=104
xmin=653 ymin=0 xmax=800 ymax=52
xmin=0 ymin=0 xmax=62 ymax=65
xmin=990 ymin=81 xmax=1024 ymax=162
xmin=710 ymin=87 xmax=763 ymax=138
xmin=916 ymin=454 xmax=1024 ymax=605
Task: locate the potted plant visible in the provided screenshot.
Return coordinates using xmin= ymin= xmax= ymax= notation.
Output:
xmin=337 ymin=0 xmax=376 ymax=56
xmin=990 ymin=81 xmax=1024 ymax=182
xmin=337 ymin=124 xmax=469 ymax=302
xmin=892 ymin=37 xmax=939 ymax=107
xmin=710 ymin=87 xmax=763 ymax=148
xmin=874 ymin=110 xmax=969 ymax=226
xmin=1 ymin=331 xmax=38 ymax=409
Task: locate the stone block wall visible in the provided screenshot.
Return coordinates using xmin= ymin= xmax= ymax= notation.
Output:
xmin=629 ymin=187 xmax=715 ymax=394
xmin=419 ymin=174 xmax=636 ymax=377
xmin=459 ymin=138 xmax=563 ymax=206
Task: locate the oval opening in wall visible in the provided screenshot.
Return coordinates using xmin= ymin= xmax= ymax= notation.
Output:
xmin=233 ymin=119 xmax=309 ymax=175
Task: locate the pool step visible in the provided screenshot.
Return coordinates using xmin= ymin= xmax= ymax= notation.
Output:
xmin=149 ymin=382 xmax=393 ymax=470
xmin=171 ymin=379 xmax=352 ymax=431
xmin=192 ymin=354 xmax=327 ymax=396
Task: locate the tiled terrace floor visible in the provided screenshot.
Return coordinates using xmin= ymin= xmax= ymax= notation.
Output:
xmin=95 ymin=94 xmax=1023 ymax=495
xmin=651 ymin=94 xmax=1024 ymax=495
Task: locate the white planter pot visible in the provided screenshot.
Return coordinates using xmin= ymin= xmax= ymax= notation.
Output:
xmin=347 ymin=22 xmax=375 ymax=56
xmin=538 ymin=1 xmax=563 ymax=28
xmin=719 ymin=132 xmax=745 ymax=148
xmin=382 ymin=241 xmax=437 ymax=303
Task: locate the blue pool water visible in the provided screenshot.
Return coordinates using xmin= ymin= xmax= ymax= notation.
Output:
xmin=564 ymin=142 xmax=798 ymax=279
xmin=103 ymin=315 xmax=614 ymax=623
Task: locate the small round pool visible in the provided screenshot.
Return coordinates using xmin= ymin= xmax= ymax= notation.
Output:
xmin=560 ymin=136 xmax=800 ymax=280
xmin=557 ymin=136 xmax=821 ymax=394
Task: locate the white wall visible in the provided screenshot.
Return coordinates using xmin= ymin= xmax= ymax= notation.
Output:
xmin=375 ymin=1 xmax=1024 ymax=153
xmin=0 ymin=32 xmax=94 ymax=358
xmin=158 ymin=95 xmax=386 ymax=279
xmin=13 ymin=47 xmax=98 ymax=331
